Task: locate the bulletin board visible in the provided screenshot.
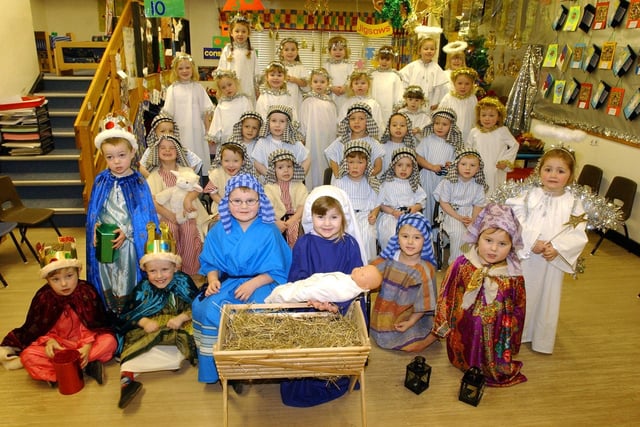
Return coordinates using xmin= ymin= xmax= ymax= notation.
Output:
xmin=530 ymin=0 xmax=640 ymax=146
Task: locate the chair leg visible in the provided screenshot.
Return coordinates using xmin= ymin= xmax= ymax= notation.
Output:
xmin=18 ymin=227 xmax=40 ymax=263
xmin=590 ymin=231 xmax=605 ymax=255
xmin=50 ymin=218 xmax=62 ymax=237
xmin=8 ymin=230 xmax=28 ymax=263
xmin=0 ymin=272 xmax=7 ymax=287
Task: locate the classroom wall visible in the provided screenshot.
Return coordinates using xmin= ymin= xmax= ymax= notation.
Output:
xmin=0 ymin=0 xmax=39 ymax=98
xmin=30 ymin=0 xmax=100 ymax=41
xmin=531 ymin=119 xmax=640 ymax=242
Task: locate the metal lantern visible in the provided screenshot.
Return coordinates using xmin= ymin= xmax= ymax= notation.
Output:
xmin=404 ymin=356 xmax=431 ymax=395
xmin=458 ymin=366 xmax=486 ymax=406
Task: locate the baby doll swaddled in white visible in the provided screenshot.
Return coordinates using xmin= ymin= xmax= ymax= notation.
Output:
xmin=265 ymin=264 xmax=382 ymax=304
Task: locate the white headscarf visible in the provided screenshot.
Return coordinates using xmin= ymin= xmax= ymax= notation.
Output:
xmin=301 ymin=185 xmax=368 ymax=265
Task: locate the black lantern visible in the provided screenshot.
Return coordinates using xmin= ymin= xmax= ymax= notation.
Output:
xmin=458 ymin=366 xmax=486 ymax=406
xmin=404 ymin=356 xmax=431 ymax=395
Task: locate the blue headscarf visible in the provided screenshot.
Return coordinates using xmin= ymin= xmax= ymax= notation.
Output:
xmin=379 ymin=213 xmax=437 ymax=267
xmin=218 ymin=174 xmax=275 ymax=234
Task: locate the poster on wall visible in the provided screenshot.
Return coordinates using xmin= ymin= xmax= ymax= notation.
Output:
xmin=594 ymin=2 xmax=610 ymax=29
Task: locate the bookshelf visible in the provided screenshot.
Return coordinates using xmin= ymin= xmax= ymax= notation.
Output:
xmin=0 ymin=99 xmax=54 ymax=156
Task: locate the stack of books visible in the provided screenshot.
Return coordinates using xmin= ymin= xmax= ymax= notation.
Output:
xmin=0 ymin=98 xmax=54 ymax=156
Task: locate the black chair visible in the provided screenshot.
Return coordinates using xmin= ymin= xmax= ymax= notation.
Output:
xmin=577 ymin=164 xmax=603 ymax=195
xmin=0 ymin=221 xmax=28 ymax=287
xmin=0 ymin=176 xmax=61 ymax=263
xmin=591 ymin=176 xmax=637 ymax=255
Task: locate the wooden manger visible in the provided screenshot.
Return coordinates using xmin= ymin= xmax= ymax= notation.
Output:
xmin=213 ymin=302 xmax=371 ymax=427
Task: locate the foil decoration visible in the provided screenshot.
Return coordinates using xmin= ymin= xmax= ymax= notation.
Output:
xmin=505 ymin=44 xmax=543 ymax=136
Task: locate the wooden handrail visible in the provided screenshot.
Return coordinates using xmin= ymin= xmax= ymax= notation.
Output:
xmin=74 ymin=0 xmax=158 ymax=210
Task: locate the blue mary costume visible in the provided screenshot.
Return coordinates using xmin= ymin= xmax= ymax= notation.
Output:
xmin=86 ymin=167 xmax=159 ymax=317
xmin=280 ymin=185 xmax=368 ymax=408
xmin=192 ymin=174 xmax=292 ymax=383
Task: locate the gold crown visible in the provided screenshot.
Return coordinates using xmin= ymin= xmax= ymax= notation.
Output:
xmin=145 ymin=222 xmax=176 ymax=254
xmin=37 ymin=237 xmax=82 ymax=278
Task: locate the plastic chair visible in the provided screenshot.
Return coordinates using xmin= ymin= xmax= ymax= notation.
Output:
xmin=577 ymin=164 xmax=603 ymax=195
xmin=0 ymin=175 xmax=61 ymax=263
xmin=0 ymin=221 xmax=28 ymax=287
xmin=591 ymin=176 xmax=637 ymax=255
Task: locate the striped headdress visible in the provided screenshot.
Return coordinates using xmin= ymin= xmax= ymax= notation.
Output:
xmin=422 ymin=107 xmax=464 ymax=151
xmin=379 ymin=146 xmax=422 ymax=192
xmin=218 ymin=174 xmax=275 ymax=234
xmin=337 ymin=102 xmax=380 ymax=144
xmin=144 ymin=135 xmax=189 ymax=173
xmin=444 ymin=149 xmax=489 ymax=192
xmin=265 ymin=149 xmax=305 ymax=184
xmin=379 ymin=213 xmax=436 ymax=266
xmin=380 ymin=112 xmax=418 ymax=149
xmin=338 ymin=139 xmax=380 ymax=192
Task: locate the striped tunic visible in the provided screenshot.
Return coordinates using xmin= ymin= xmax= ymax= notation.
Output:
xmin=335 ymin=176 xmax=379 ymax=261
xmin=376 ymin=177 xmax=427 ymax=250
xmin=415 ymin=134 xmax=457 ymax=220
xmin=433 ymin=178 xmax=486 ymax=265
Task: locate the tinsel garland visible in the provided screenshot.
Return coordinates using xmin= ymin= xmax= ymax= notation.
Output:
xmin=490 ymin=177 xmax=622 ymax=276
xmin=374 ymin=0 xmax=412 ymax=30
xmin=489 ymin=176 xmax=622 ymax=232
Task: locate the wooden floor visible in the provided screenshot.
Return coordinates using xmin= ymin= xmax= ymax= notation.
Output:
xmin=1 ymin=227 xmax=639 ymax=426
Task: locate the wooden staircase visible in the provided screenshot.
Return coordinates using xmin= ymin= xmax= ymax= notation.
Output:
xmin=0 ymin=74 xmax=91 ymax=227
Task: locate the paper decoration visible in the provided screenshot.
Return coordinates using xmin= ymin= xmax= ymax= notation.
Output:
xmin=542 ymin=73 xmax=555 ymax=98
xmin=222 ymin=0 xmax=265 ymax=11
xmin=563 ymin=5 xmax=582 ymax=30
xmin=583 ymin=44 xmax=602 ymax=72
xmin=553 ymin=5 xmax=569 ymax=30
xmin=606 ymin=87 xmax=625 ymax=116
xmin=563 ymin=78 xmax=581 ymax=104
xmin=613 ymin=45 xmax=637 ymax=77
xmin=590 ymin=80 xmax=612 ymax=109
xmin=611 ymin=0 xmax=630 ymax=27
xmin=580 ymin=4 xmax=597 ymax=32
xmin=594 ymin=2 xmax=610 ymax=29
xmin=553 ymin=80 xmax=566 ymax=104
xmin=626 ymin=0 xmax=640 ymax=27
xmin=543 ymin=44 xmax=559 ymax=67
xmin=557 ymin=44 xmax=573 ymax=72
xmin=571 ymin=43 xmax=587 ymax=68
xmin=578 ymin=83 xmax=593 ymax=109
xmin=599 ymin=41 xmax=617 ymax=69
xmin=623 ymin=88 xmax=640 ymax=120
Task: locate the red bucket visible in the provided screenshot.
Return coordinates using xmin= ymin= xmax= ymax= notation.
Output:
xmin=53 ymin=349 xmax=84 ymax=395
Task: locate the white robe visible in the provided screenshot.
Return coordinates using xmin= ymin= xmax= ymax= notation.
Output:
xmin=299 ymin=95 xmax=338 ymax=190
xmin=438 ymin=93 xmax=478 ymax=143
xmin=376 ymin=178 xmax=427 ymax=250
xmin=324 ymin=60 xmax=354 ymax=112
xmin=506 ymin=187 xmax=588 ymax=354
xmin=218 ymin=44 xmax=259 ymax=104
xmin=399 ymin=60 xmax=449 ymax=108
xmin=162 ymin=81 xmax=214 ymax=173
xmin=284 ymin=62 xmax=308 ymax=113
xmin=468 ymin=126 xmax=519 ymax=196
xmin=398 ymin=108 xmax=432 ymax=134
xmin=371 ymin=69 xmax=405 ymax=125
xmin=255 ymin=91 xmax=299 ymax=123
xmin=207 ymin=95 xmax=252 ymax=145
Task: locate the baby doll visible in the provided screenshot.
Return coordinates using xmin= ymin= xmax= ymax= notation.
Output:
xmin=265 ymin=265 xmax=382 ymax=304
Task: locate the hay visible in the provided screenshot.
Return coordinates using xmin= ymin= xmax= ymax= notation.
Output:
xmin=221 ymin=304 xmax=364 ymax=350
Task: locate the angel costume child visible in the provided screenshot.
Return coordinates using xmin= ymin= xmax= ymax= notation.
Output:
xmin=207 ymin=69 xmax=253 ymax=148
xmin=505 ymin=148 xmax=588 ymax=354
xmin=433 ymin=203 xmax=527 ymax=387
xmin=376 ymin=147 xmax=427 ymax=250
xmin=217 ymin=13 xmax=259 ymax=104
xmin=299 ymin=67 xmax=338 ymax=189
xmin=438 ymin=67 xmax=479 ymax=142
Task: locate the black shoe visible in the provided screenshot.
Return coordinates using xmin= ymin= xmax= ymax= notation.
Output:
xmin=47 ymin=381 xmax=58 ymax=388
xmin=118 ymin=381 xmax=142 ymax=409
xmin=229 ymin=380 xmax=244 ymax=394
xmin=85 ymin=361 xmax=104 ymax=385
